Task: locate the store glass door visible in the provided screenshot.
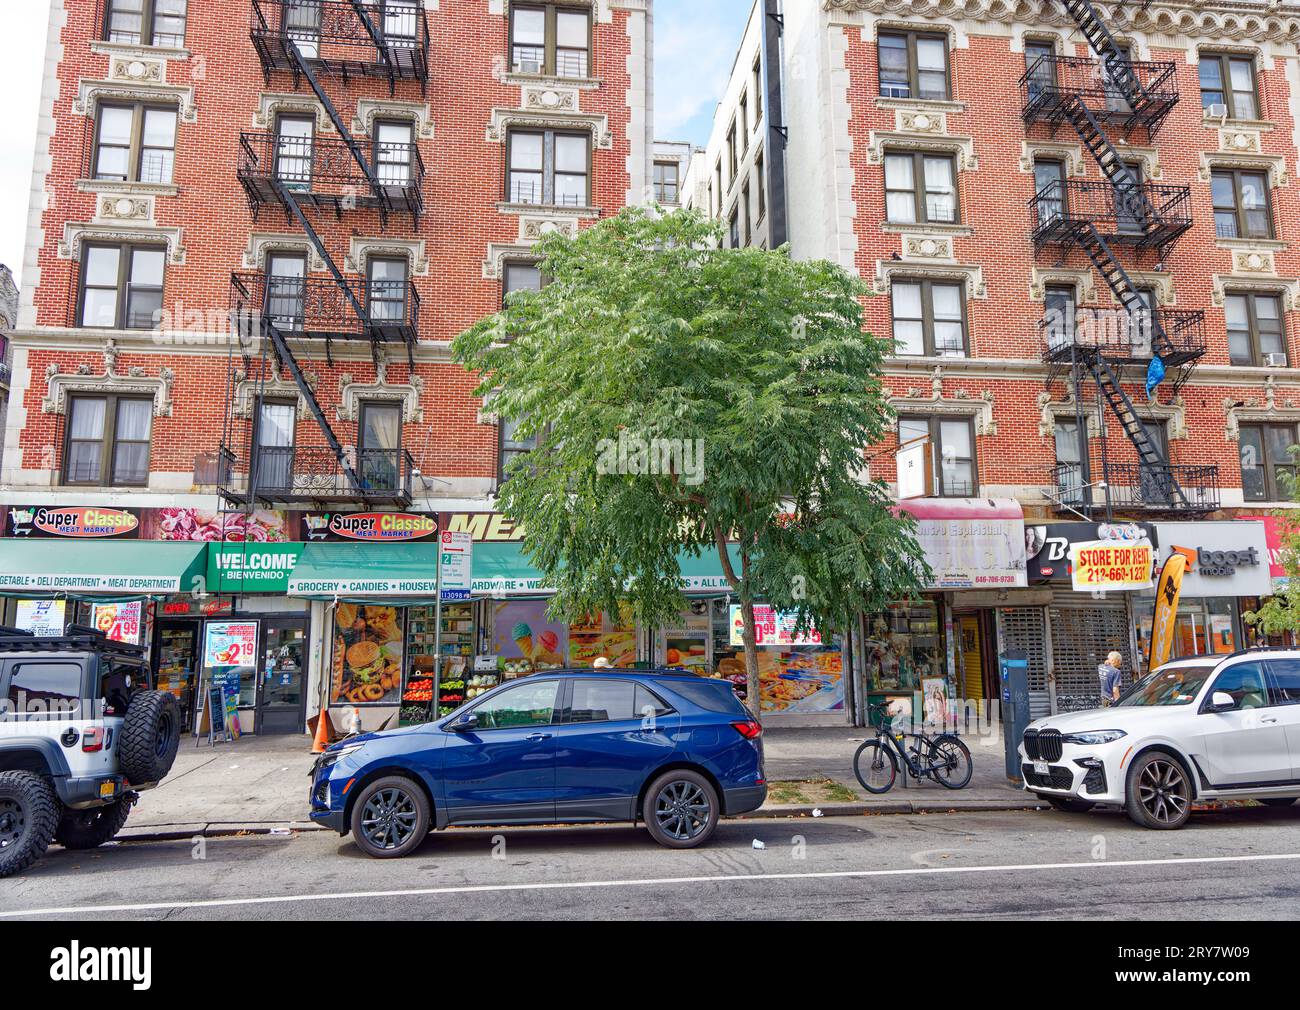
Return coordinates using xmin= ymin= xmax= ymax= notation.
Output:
xmin=258 ymin=619 xmax=308 ymax=734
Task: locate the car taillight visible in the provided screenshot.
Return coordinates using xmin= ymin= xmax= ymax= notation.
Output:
xmin=731 ymin=720 xmax=762 ymax=740
xmin=82 ymin=727 xmax=106 ymax=753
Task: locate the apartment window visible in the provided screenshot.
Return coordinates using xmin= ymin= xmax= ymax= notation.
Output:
xmin=752 ymin=55 xmax=763 ymax=123
xmin=891 ymin=279 xmax=966 ymax=357
xmin=898 ymin=416 xmax=975 ymax=497
xmin=1024 ymin=40 xmax=1057 ymax=99
xmin=727 ymin=121 xmax=738 ymax=180
xmin=382 ymin=1 xmax=420 ymax=47
xmin=265 ymin=253 xmax=307 ymax=330
xmin=1114 ymin=160 xmax=1146 ymax=234
xmin=64 ymin=394 xmax=152 ymax=486
xmin=1226 ymin=292 xmax=1285 ymax=367
xmin=1212 ymin=169 xmax=1272 ymax=239
xmin=503 ymin=261 xmax=543 ymax=308
xmin=374 ymin=120 xmax=415 ymax=186
xmin=367 ymin=258 xmax=408 ymax=323
xmin=273 ymin=114 xmax=314 ymax=189
xmin=741 ymin=183 xmax=751 ymax=245
xmin=78 ymin=243 xmax=164 ymax=329
xmin=511 ymin=3 xmax=590 ymax=78
xmin=728 ymin=207 xmax=740 ymax=248
xmin=1043 ymin=284 xmax=1077 ymax=351
xmin=499 ymin=416 xmax=538 ymax=483
xmin=252 ymin=399 xmax=295 ymax=492
xmin=879 ymin=31 xmax=950 ymax=101
xmin=1054 ymin=418 xmax=1085 ymax=505
xmin=93 ymin=103 xmax=177 ymax=184
xmin=104 ymin=0 xmax=187 ymax=48
xmin=885 ymin=151 xmax=957 ymax=224
xmin=754 ymin=149 xmax=766 ymax=220
xmin=1033 ymin=159 xmax=1067 ymax=227
xmin=507 ymin=129 xmax=589 ymax=206
xmin=714 ymin=161 xmax=723 ymax=210
xmin=1240 ymin=423 xmax=1298 ymax=502
xmin=1200 ymin=53 xmax=1259 ymax=120
xmin=359 ymin=401 xmax=403 ymax=491
xmin=653 ymin=160 xmax=680 ymax=204
xmin=739 ymin=94 xmax=749 ymax=154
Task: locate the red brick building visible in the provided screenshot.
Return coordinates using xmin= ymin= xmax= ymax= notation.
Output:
xmin=692 ymin=0 xmax=1300 ymax=717
xmin=0 ymin=0 xmax=654 ymax=732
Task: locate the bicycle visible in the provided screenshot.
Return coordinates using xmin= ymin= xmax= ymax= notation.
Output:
xmin=853 ymin=702 xmax=973 ymax=794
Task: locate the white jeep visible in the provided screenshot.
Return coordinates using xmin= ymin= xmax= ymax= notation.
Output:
xmin=0 ymin=624 xmax=181 ymax=877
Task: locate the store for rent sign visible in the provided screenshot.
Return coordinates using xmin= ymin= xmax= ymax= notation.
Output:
xmin=1070 ymin=539 xmax=1155 ymax=592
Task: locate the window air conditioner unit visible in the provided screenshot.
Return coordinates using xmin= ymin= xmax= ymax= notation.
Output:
xmin=1207 ymin=102 xmax=1229 ymax=122
xmin=1263 ymin=352 xmax=1288 ymax=368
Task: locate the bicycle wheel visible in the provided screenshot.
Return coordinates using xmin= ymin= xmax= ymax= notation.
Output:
xmin=927 ymin=735 xmax=973 ymax=790
xmin=853 ymin=740 xmax=898 ymax=794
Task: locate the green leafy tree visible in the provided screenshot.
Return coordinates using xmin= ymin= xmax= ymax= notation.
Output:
xmin=1245 ymin=512 xmax=1298 ymax=638
xmin=453 ymin=208 xmax=932 ymax=714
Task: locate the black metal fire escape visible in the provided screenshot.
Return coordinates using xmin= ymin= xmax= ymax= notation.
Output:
xmin=1023 ymin=0 xmax=1218 ymax=516
xmin=217 ymin=1 xmax=429 ymax=509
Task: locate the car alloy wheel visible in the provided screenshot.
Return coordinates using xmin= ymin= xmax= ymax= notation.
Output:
xmin=654 ymin=780 xmax=711 ymax=842
xmin=1137 ymin=757 xmax=1189 ymax=826
xmin=359 ymin=787 xmax=420 ymax=851
xmin=0 ymin=799 xmax=22 ymax=851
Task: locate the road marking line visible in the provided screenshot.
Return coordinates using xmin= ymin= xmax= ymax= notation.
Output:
xmin=5 ymin=850 xmax=1300 ymax=918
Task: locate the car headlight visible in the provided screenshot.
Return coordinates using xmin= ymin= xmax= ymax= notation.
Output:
xmin=319 ymin=743 xmax=365 ymax=771
xmin=1061 ymin=730 xmax=1127 ymax=746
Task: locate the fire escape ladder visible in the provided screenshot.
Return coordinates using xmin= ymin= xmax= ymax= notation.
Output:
xmin=1071 ymin=221 xmax=1175 ymax=361
xmin=1061 ymin=0 xmax=1150 ymax=113
xmin=1062 ymin=98 xmax=1157 ymax=233
xmin=260 ymin=316 xmax=363 ymax=495
xmin=1086 ymin=351 xmax=1187 ymax=509
xmin=347 ymin=0 xmax=397 ymax=93
xmin=282 ymin=37 xmax=380 ymax=193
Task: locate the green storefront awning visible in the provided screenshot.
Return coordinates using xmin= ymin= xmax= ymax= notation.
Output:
xmin=207 ymin=543 xmax=304 ymax=594
xmin=286 ymin=542 xmax=441 ymax=598
xmin=470 ymin=542 xmax=742 ymax=596
xmin=0 ymin=540 xmax=208 ymax=597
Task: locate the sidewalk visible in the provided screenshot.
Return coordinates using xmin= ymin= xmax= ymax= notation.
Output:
xmin=120 ymin=725 xmax=1041 ymax=841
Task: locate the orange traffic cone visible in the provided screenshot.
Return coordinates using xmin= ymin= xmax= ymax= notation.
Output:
xmin=311 ymin=708 xmax=336 ymax=754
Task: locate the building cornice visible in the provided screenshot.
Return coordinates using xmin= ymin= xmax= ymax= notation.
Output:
xmin=822 ymin=1 xmax=1300 ymax=43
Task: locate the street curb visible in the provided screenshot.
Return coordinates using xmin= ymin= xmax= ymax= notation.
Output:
xmin=119 ymin=821 xmax=329 ymax=843
xmin=742 ymin=798 xmax=1047 ymax=819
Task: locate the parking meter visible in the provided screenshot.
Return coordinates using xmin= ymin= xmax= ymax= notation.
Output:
xmin=1000 ymin=650 xmax=1030 ymax=781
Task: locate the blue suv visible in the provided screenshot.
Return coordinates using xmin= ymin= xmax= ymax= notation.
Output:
xmin=309 ymin=669 xmax=767 ymax=857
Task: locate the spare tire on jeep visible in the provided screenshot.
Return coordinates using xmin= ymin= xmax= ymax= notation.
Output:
xmin=120 ymin=690 xmax=181 ymax=784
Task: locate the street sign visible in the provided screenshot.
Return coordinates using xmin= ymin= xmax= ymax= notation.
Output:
xmin=439 ymin=531 xmax=473 ymax=601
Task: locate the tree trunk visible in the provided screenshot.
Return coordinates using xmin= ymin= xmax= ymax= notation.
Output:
xmin=739 ymin=595 xmax=761 ymax=718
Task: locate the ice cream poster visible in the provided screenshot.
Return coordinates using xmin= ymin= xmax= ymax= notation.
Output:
xmin=493 ymin=601 xmax=567 ymax=666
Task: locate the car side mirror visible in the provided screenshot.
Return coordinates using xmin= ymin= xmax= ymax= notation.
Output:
xmin=1207 ymin=691 xmax=1236 ymax=713
xmin=448 ymin=711 xmax=478 ymax=733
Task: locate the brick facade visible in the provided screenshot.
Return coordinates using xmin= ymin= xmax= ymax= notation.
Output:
xmin=4 ymin=0 xmax=652 ymax=503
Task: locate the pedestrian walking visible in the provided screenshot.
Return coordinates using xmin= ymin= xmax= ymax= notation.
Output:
xmin=1098 ymin=651 xmax=1124 ymax=706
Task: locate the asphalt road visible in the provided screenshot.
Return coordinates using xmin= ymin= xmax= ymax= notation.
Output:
xmin=4 ymin=806 xmax=1300 ymax=920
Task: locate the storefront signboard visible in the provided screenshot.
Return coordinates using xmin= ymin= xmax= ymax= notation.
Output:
xmin=896 ymin=499 xmax=1027 ymax=589
xmin=15 ymin=599 xmax=66 ymax=637
xmin=300 ymin=512 xmax=438 ymax=542
xmin=1025 ymin=521 xmax=1157 ymax=585
xmin=729 ymin=605 xmax=823 ymax=647
xmin=439 ymin=512 xmax=526 ymax=542
xmin=1070 ymin=537 xmax=1155 ymax=592
xmin=439 ymin=531 xmax=473 ymax=601
xmin=202 ymin=622 xmax=258 ymax=669
xmin=1153 ymin=521 xmax=1271 ymax=598
xmin=91 ymin=601 xmax=143 ymax=645
xmin=4 ymin=505 xmax=139 ymax=539
xmin=207 ymin=544 xmax=304 ymax=594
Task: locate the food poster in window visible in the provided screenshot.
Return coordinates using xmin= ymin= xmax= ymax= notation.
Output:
xmin=490 ymin=599 xmax=568 ymax=680
xmin=661 ymin=600 xmax=710 ymax=674
xmin=756 ymin=646 xmax=845 ymax=714
xmin=569 ymin=604 xmax=637 ymax=668
xmin=91 ymin=601 xmax=143 ymax=644
xmin=331 ymin=604 xmax=404 ymax=706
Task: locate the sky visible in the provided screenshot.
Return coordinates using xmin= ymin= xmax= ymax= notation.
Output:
xmin=0 ymin=0 xmax=750 ymax=289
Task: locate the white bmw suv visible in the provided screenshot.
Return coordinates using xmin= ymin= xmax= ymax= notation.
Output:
xmin=1019 ymin=649 xmax=1300 ymax=829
